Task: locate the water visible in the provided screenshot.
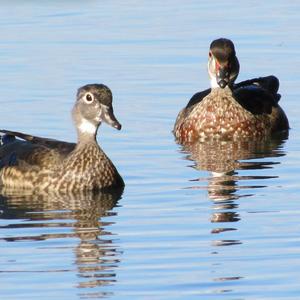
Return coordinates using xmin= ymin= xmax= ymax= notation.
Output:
xmin=0 ymin=1 xmax=299 ymax=299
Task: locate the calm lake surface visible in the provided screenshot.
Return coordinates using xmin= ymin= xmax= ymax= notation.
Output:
xmin=0 ymin=1 xmax=299 ymax=299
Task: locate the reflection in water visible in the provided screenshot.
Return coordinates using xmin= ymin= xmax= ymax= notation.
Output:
xmin=0 ymin=187 xmax=123 ymax=297
xmin=184 ymin=135 xmax=287 ymax=174
xmin=181 ymin=134 xmax=288 ymax=285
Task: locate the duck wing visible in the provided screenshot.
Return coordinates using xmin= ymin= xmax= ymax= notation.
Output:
xmin=234 ymin=75 xmax=280 ymax=99
xmin=233 ymin=75 xmax=280 ymax=115
xmin=0 ymin=130 xmax=75 ymax=168
xmin=0 ymin=130 xmax=75 ymax=152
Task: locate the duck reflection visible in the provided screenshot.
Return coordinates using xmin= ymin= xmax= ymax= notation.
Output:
xmin=0 ymin=187 xmax=123 ymax=293
xmin=182 ymin=133 xmax=287 ymax=247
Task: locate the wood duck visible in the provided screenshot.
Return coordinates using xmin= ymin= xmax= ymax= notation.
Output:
xmin=174 ymin=38 xmax=289 ymax=144
xmin=0 ymin=84 xmax=124 ymax=192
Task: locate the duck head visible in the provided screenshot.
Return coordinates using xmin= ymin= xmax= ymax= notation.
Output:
xmin=208 ymin=38 xmax=240 ymax=89
xmin=72 ymin=84 xmax=121 ymax=140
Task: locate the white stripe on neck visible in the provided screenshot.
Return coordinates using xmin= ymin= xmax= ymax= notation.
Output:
xmin=210 ymin=76 xmax=219 ymax=89
xmin=78 ymin=118 xmax=97 ymax=134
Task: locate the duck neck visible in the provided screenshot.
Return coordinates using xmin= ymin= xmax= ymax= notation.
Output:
xmin=210 ymin=76 xmax=220 ymax=89
xmin=76 ymin=118 xmax=99 ymax=145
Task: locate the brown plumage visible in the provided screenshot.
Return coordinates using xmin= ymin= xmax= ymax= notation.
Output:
xmin=0 ymin=84 xmax=124 ymax=192
xmin=173 ymin=38 xmax=289 ymax=144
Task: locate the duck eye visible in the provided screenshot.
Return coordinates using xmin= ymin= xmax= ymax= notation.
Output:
xmin=209 ymin=51 xmax=212 ymax=57
xmin=85 ymin=93 xmax=93 ymax=103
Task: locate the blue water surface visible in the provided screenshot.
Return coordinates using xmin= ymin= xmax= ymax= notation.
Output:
xmin=0 ymin=1 xmax=299 ymax=299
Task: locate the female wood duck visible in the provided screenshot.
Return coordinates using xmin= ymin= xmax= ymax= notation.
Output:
xmin=174 ymin=38 xmax=289 ymax=144
xmin=0 ymin=84 xmax=124 ymax=192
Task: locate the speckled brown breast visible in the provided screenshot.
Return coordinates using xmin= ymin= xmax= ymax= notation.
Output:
xmin=174 ymin=87 xmax=272 ymax=143
xmin=0 ymin=143 xmax=124 ymax=192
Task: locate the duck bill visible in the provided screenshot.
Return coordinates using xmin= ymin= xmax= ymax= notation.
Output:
xmin=100 ymin=105 xmax=122 ymax=130
xmin=216 ymin=65 xmax=230 ymax=88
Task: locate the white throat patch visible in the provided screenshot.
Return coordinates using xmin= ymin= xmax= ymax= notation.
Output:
xmin=208 ymin=60 xmax=219 ymax=89
xmin=210 ymin=76 xmax=219 ymax=89
xmin=78 ymin=118 xmax=97 ymax=134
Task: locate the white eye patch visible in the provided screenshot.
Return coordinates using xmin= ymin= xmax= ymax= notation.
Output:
xmin=84 ymin=92 xmax=94 ymax=104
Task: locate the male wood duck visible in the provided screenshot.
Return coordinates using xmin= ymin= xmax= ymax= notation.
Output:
xmin=0 ymin=84 xmax=124 ymax=192
xmin=174 ymin=38 xmax=289 ymax=144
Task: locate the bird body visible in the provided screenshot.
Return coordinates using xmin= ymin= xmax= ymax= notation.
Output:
xmin=174 ymin=38 xmax=289 ymax=144
xmin=0 ymin=84 xmax=124 ymax=192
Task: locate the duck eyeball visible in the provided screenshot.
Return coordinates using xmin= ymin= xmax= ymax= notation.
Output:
xmin=85 ymin=93 xmax=94 ymax=103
